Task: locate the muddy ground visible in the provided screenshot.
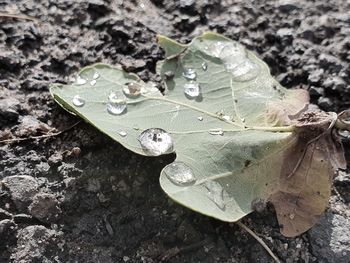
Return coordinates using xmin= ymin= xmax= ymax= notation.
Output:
xmin=1 ymin=0 xmax=350 ymax=262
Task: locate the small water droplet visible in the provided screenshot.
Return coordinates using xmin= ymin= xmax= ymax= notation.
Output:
xmin=182 ymin=68 xmax=197 ymax=80
xmin=209 ymin=129 xmax=224 ymax=136
xmin=201 ymin=62 xmax=208 ymax=71
xmin=107 ymin=91 xmax=127 ymax=115
xmin=197 ymin=116 xmax=203 ymax=121
xmin=222 ymin=115 xmax=231 ymax=121
xmin=139 ymin=128 xmax=173 ymax=156
xmin=289 ymin=213 xmax=295 ymax=220
xmin=123 ymin=82 xmax=142 ymax=98
xmin=90 ymin=79 xmax=97 ymax=86
xmin=93 ymin=72 xmax=100 ymax=79
xmin=118 ymin=131 xmax=127 ymax=137
xmin=76 ymin=75 xmax=87 ymax=85
xmin=184 ymin=82 xmax=200 ymax=98
xmin=163 ymin=161 xmax=196 ymax=186
xmin=241 ymin=117 xmax=245 ymax=123
xmin=133 ymin=126 xmax=140 ymax=131
xmin=204 ymin=181 xmax=226 ymax=210
xmin=72 ymin=95 xmax=85 ymax=107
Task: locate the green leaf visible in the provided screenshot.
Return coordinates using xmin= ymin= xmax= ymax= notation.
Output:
xmin=50 ymin=32 xmax=310 ymax=225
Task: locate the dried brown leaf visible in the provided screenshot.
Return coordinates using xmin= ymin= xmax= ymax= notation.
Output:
xmin=270 ymin=110 xmax=346 ymax=237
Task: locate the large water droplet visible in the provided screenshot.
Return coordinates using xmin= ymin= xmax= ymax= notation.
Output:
xmin=123 ymin=82 xmax=142 ymax=98
xmin=72 ymin=95 xmax=85 ymax=107
xmin=139 ymin=128 xmax=173 ymax=156
xmin=182 ymin=68 xmax=197 ymax=80
xmin=204 ymin=181 xmax=226 ymax=210
xmin=219 ymin=43 xmax=246 ymax=61
xmin=93 ymin=71 xmax=100 ymax=80
xmin=90 ymin=79 xmax=97 ymax=86
xmin=76 ymin=75 xmax=87 ymax=85
xmin=201 ymin=62 xmax=208 ymax=71
xmin=209 ymin=129 xmax=224 ymax=136
xmin=107 ymin=91 xmax=127 ymax=115
xmin=230 ymin=60 xmax=260 ymax=82
xmin=163 ymin=161 xmax=196 ymax=186
xmin=184 ymin=82 xmax=200 ymax=98
xmin=209 ymin=41 xmax=226 ymax=57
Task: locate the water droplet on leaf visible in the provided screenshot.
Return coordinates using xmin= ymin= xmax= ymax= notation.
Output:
xmin=197 ymin=116 xmax=203 ymax=121
xmin=209 ymin=41 xmax=226 ymax=57
xmin=209 ymin=129 xmax=224 ymax=136
xmin=139 ymin=128 xmax=173 ymax=156
xmin=90 ymin=79 xmax=97 ymax=86
xmin=72 ymin=95 xmax=85 ymax=107
xmin=182 ymin=68 xmax=197 ymax=80
xmin=118 ymin=131 xmax=127 ymax=137
xmin=107 ymin=91 xmax=127 ymax=115
xmin=93 ymin=72 xmax=100 ymax=80
xmin=219 ymin=43 xmax=246 ymax=61
xmin=163 ymin=161 xmax=196 ymax=186
xmin=123 ymin=82 xmax=142 ymax=98
xmin=229 ymin=60 xmax=260 ymax=82
xmin=184 ymin=82 xmax=200 ymax=98
xmin=204 ymin=181 xmax=226 ymax=210
xmin=201 ymin=62 xmax=208 ymax=71
xmin=76 ymin=75 xmax=87 ymax=85
xmin=222 ymin=115 xmax=231 ymax=121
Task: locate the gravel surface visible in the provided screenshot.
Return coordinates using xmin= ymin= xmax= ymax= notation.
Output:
xmin=0 ymin=0 xmax=350 ymax=262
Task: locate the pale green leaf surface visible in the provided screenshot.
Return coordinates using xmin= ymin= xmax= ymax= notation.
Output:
xmin=51 ymin=32 xmax=306 ymax=222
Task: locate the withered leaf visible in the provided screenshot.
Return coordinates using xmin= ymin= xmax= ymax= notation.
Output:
xmin=270 ymin=110 xmax=346 ymax=237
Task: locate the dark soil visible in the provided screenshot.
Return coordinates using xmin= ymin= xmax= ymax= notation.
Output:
xmin=1 ymin=0 xmax=350 ymax=262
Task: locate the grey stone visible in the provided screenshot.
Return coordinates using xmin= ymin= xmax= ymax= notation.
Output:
xmin=2 ymin=175 xmax=39 ymax=211
xmin=309 ymin=212 xmax=350 ymax=263
xmin=309 ymin=86 xmax=325 ymax=97
xmin=277 ymin=0 xmax=299 ymax=13
xmin=29 ymin=193 xmax=61 ymax=222
xmin=318 ymin=97 xmax=334 ymax=110
xmin=11 ymin=225 xmax=57 ymax=262
xmin=308 ymin=68 xmax=324 ymax=85
xmin=0 ymin=219 xmax=17 ymax=249
xmin=0 ymin=98 xmax=20 ymax=125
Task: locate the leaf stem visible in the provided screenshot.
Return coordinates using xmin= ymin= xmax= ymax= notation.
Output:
xmin=0 ymin=12 xmax=39 ymax=22
xmin=237 ymin=221 xmax=281 ymax=263
xmin=248 ymin=125 xmax=295 ymax=132
xmin=0 ymin=121 xmax=81 ymax=144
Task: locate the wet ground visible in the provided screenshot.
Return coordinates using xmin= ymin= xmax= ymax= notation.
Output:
xmin=0 ymin=0 xmax=350 ymax=262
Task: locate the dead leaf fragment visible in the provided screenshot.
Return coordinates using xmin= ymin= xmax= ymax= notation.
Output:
xmin=270 ymin=110 xmax=346 ymax=237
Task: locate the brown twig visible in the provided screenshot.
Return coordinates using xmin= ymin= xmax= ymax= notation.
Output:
xmin=0 ymin=12 xmax=39 ymax=22
xmin=0 ymin=121 xmax=81 ymax=144
xmin=237 ymin=221 xmax=281 ymax=263
xmin=159 ymin=238 xmax=211 ymax=262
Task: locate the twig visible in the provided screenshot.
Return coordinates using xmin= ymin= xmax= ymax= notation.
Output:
xmin=237 ymin=221 xmax=281 ymax=263
xmin=0 ymin=12 xmax=39 ymax=22
xmin=159 ymin=238 xmax=211 ymax=262
xmin=0 ymin=121 xmax=81 ymax=144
